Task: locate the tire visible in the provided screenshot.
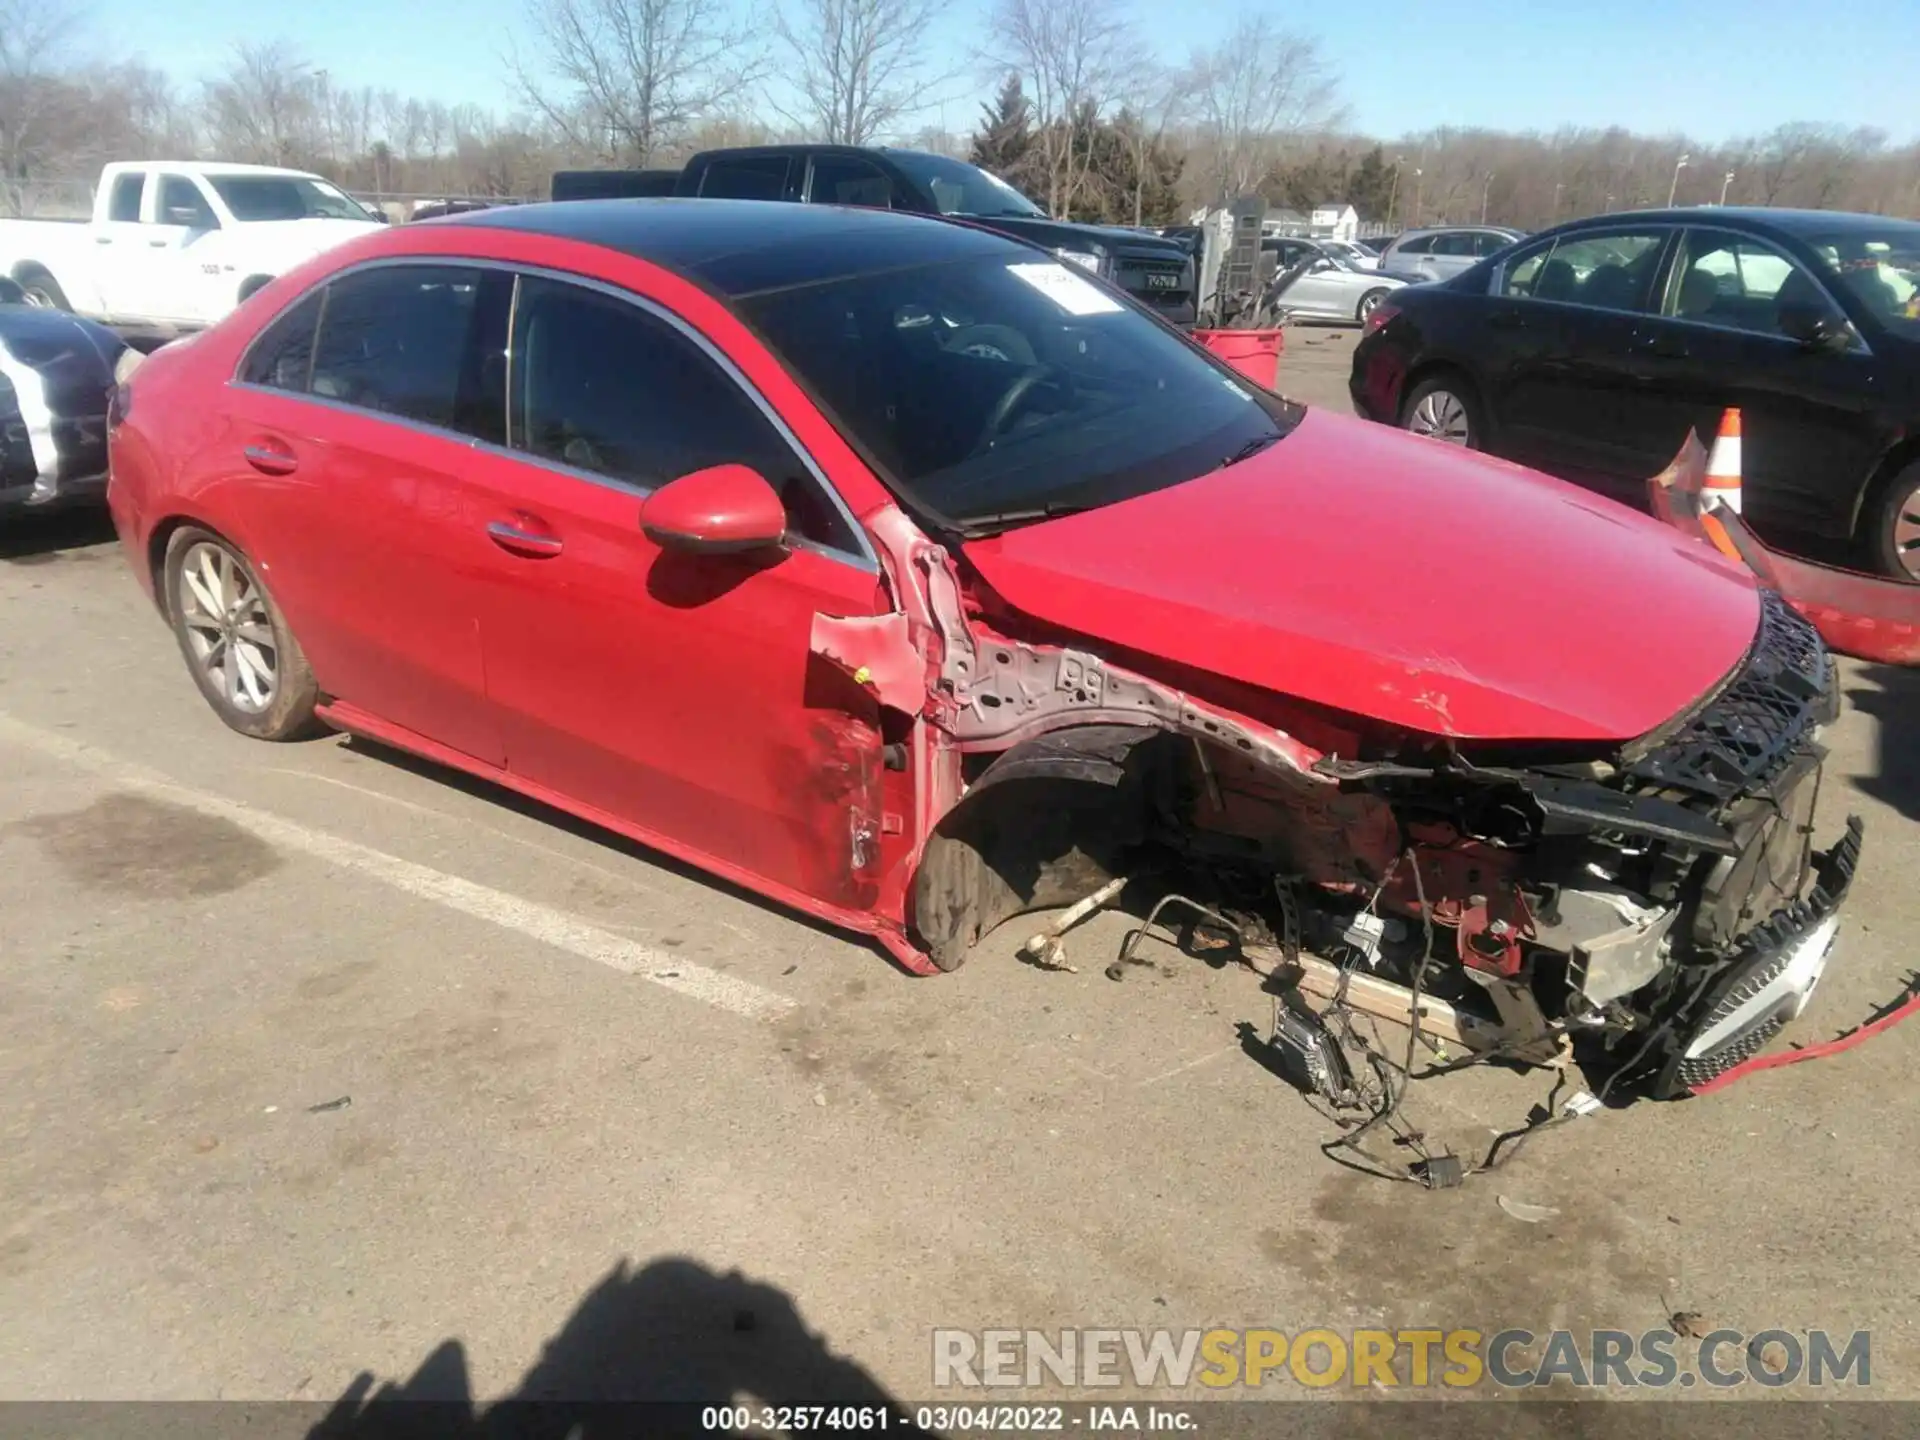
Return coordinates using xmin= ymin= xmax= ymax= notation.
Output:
xmin=1399 ymin=374 xmax=1484 ymax=449
xmin=163 ymin=527 xmax=323 ymax=740
xmin=237 ymin=275 xmax=274 ymax=303
xmin=1866 ymin=459 xmax=1920 ymax=584
xmin=15 ymin=266 xmax=69 ymax=311
xmin=1355 ymin=288 xmax=1389 ymax=324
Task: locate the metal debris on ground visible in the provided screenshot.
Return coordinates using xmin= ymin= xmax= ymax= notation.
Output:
xmin=306 ymin=1096 xmax=352 ymax=1113
xmin=1496 ymin=1195 xmax=1561 ymax=1224
xmin=1020 ymin=876 xmax=1128 ymax=972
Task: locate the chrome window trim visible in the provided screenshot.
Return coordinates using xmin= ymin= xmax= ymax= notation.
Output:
xmin=227 ymin=253 xmax=879 ymax=573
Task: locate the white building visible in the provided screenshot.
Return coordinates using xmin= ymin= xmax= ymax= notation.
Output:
xmin=1309 ymin=204 xmax=1360 ymax=242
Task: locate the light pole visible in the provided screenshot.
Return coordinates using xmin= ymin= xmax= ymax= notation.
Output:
xmin=1481 ymin=171 xmax=1495 ymax=224
xmin=1387 ymin=155 xmax=1404 ymax=227
xmin=1552 ymin=181 xmax=1563 ymax=216
xmin=1720 ymin=170 xmax=1735 ymax=205
xmin=1604 ymin=193 xmax=1615 ymax=213
xmin=1668 ymin=152 xmax=1691 ymax=207
xmin=1411 ymin=168 xmax=1423 ymax=226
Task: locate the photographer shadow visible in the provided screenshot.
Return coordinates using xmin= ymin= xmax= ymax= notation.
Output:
xmin=307 ymin=1256 xmax=934 ymax=1439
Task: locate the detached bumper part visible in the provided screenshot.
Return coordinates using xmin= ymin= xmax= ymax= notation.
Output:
xmin=1658 ymin=816 xmax=1906 ymax=1095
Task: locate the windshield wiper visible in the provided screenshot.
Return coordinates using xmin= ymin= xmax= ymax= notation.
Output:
xmin=1218 ymin=431 xmax=1283 ymax=468
xmin=952 ymin=499 xmax=1093 ymax=536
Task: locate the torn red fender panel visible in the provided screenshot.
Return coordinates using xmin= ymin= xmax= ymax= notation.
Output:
xmin=1649 ymin=437 xmax=1920 ymax=666
xmin=809 ymin=611 xmax=928 ymax=712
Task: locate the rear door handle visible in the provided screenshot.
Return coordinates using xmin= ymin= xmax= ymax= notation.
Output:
xmin=242 ymin=443 xmax=298 ymax=476
xmin=95 ymin=235 xmax=113 ymax=245
xmin=148 ymin=239 xmax=168 ymax=248
xmin=487 ymin=520 xmax=564 ymax=558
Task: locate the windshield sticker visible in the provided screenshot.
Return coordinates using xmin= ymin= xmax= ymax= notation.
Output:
xmin=1007 ymin=262 xmax=1124 ymax=316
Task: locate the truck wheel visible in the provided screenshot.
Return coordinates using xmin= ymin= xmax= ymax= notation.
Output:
xmin=1867 ymin=459 xmax=1920 ymax=584
xmin=237 ymin=275 xmax=274 ymax=303
xmin=14 ymin=267 xmax=69 ymax=310
xmin=164 ymin=527 xmax=324 ymax=741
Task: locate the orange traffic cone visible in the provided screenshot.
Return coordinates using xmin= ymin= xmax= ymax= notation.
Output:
xmin=1703 ymin=409 xmax=1743 ymax=515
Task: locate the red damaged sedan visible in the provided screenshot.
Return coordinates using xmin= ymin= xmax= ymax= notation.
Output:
xmin=108 ymin=199 xmax=1867 ymax=1109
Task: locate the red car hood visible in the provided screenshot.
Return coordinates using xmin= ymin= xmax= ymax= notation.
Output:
xmin=960 ymin=408 xmax=1761 ymax=742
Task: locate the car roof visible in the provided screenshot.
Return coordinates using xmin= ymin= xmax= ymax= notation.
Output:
xmin=1392 ymin=225 xmax=1522 ymax=239
xmin=1548 ymin=206 xmax=1920 ymax=239
xmin=442 ymin=196 xmax=1030 ymax=298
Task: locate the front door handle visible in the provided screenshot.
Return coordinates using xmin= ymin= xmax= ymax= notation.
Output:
xmin=242 ymin=443 xmax=298 ymax=476
xmin=487 ymin=520 xmax=564 ymax=558
xmin=95 ymin=235 xmax=113 ymax=245
xmin=148 ymin=238 xmax=168 ymax=248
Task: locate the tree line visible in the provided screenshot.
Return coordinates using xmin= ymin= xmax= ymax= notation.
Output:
xmin=5 ymin=0 xmax=1918 ymax=226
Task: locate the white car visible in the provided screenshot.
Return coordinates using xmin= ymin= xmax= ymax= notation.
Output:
xmin=1319 ymin=239 xmax=1381 ymax=271
xmin=0 ymin=162 xmax=385 ymax=333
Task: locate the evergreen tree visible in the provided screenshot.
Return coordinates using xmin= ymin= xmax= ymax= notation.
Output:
xmin=970 ymin=74 xmax=1034 ymax=181
xmin=1346 ymin=146 xmax=1395 ymax=221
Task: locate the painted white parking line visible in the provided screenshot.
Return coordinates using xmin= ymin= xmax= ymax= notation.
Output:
xmin=0 ymin=712 xmax=797 ymax=1023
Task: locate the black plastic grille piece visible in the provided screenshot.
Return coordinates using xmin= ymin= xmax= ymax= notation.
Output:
xmin=1626 ymin=592 xmax=1830 ymax=802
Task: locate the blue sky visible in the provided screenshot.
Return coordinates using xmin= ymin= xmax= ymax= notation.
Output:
xmin=86 ymin=0 xmax=1920 ymax=145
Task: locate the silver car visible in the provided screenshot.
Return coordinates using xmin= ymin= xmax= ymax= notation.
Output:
xmin=1260 ymin=238 xmax=1405 ymax=323
xmin=1377 ymin=226 xmax=1524 ymax=283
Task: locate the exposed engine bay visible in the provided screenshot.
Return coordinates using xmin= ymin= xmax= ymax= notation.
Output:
xmin=903 ymin=587 xmax=1870 ymax=1179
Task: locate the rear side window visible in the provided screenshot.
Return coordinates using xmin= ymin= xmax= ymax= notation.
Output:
xmin=807 ymin=155 xmax=894 ymax=207
xmin=108 ymin=172 xmax=145 ymax=223
xmin=239 ymin=290 xmax=325 ymax=391
xmin=508 ymin=275 xmax=858 ymax=553
xmin=1430 ymin=233 xmax=1478 ymax=257
xmin=1470 ymin=232 xmax=1511 ymax=257
xmin=698 ymin=155 xmax=791 ymax=200
xmin=1394 ymin=235 xmax=1431 ymax=255
xmin=304 ymin=266 xmax=510 ymax=440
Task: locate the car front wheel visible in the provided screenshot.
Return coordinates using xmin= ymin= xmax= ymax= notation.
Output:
xmin=164 ymin=527 xmax=323 ymax=740
xmin=1399 ymin=376 xmax=1482 ymax=448
xmin=1356 ymin=288 xmax=1389 ymax=324
xmin=1868 ymin=460 xmax=1920 ymax=583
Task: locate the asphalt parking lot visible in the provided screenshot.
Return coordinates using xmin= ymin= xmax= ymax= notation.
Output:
xmin=2 ymin=328 xmax=1918 ymax=1409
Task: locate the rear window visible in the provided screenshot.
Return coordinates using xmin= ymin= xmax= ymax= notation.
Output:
xmin=698 ymin=156 xmax=791 ymax=200
xmin=740 ymin=254 xmax=1299 ymax=530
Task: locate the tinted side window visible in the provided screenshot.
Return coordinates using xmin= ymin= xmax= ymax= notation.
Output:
xmin=509 ymin=275 xmax=858 ymax=553
xmin=239 ymin=290 xmax=326 ymax=391
xmin=108 ymin=172 xmax=145 ymax=223
xmin=1431 ymin=233 xmax=1477 ymax=257
xmin=1394 ymin=235 xmax=1431 ymax=255
xmin=1533 ymin=231 xmax=1665 ymax=313
xmin=807 ymin=155 xmax=894 ymax=207
xmin=698 ymin=155 xmax=791 ymax=200
xmin=1498 ymin=243 xmax=1551 ymax=297
xmin=1470 ymin=232 xmax=1510 ymax=257
xmin=308 ymin=265 xmax=509 ymax=439
xmin=1666 ymin=228 xmax=1844 ymax=339
xmin=158 ymin=175 xmax=217 ymax=229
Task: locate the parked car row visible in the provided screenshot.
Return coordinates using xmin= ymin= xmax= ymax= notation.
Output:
xmin=1350 ymin=206 xmax=1920 ymax=581
xmin=90 ymin=197 xmax=1863 ymax=1105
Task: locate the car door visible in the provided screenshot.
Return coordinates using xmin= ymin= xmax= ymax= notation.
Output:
xmin=463 ymin=271 xmax=892 ymax=911
xmin=1628 ymin=225 xmax=1891 ymax=541
xmin=125 ymin=174 xmax=223 ymax=325
xmin=90 ymin=170 xmax=150 ymax=317
xmin=1287 ymin=252 xmax=1351 ymax=317
xmin=1480 ymin=226 xmax=1674 ymax=498
xmin=222 ymin=262 xmax=511 ymax=764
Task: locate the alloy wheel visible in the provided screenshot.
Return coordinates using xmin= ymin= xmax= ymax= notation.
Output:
xmin=176 ymin=542 xmax=278 ymax=714
xmin=1894 ymin=479 xmax=1920 ymax=582
xmin=1408 ymin=390 xmax=1472 ymax=445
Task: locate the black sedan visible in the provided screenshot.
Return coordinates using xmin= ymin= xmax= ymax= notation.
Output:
xmin=1349 ymin=208 xmax=1920 ymax=581
xmin=1 ymin=282 xmax=126 ymax=517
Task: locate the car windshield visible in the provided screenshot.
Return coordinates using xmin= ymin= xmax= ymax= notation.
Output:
xmin=1805 ymin=223 xmax=1920 ymax=334
xmin=740 ymin=253 xmax=1299 ymax=531
xmin=208 ymin=174 xmax=375 ymax=222
xmin=887 ymin=153 xmax=1046 ymax=219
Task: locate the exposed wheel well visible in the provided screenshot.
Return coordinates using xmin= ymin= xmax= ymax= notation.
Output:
xmin=237 ymin=275 xmax=274 ymax=303
xmin=910 ymin=727 xmax=1157 ymax=970
xmin=147 ymin=515 xmax=215 ymax=619
xmin=11 ymin=262 xmax=67 ymax=306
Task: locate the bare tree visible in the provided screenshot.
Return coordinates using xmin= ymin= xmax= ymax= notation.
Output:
xmin=0 ymin=0 xmax=84 ymax=208
xmin=510 ymin=0 xmax=764 ymax=165
xmin=774 ymin=0 xmax=946 ymax=145
xmin=987 ymin=0 xmax=1139 ymax=216
xmin=1187 ymin=10 xmax=1341 ymax=204
xmin=1115 ymin=60 xmax=1182 ymax=226
xmin=202 ymin=41 xmax=321 ymax=167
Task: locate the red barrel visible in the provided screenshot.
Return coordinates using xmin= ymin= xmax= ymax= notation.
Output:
xmin=1193 ymin=328 xmax=1284 ymax=389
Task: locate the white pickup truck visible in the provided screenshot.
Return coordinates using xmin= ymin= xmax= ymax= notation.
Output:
xmin=0 ymin=161 xmax=385 ymax=333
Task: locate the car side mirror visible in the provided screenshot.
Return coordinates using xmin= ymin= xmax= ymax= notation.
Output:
xmin=640 ymin=463 xmax=788 ymax=555
xmin=1779 ymin=304 xmax=1850 ymax=352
